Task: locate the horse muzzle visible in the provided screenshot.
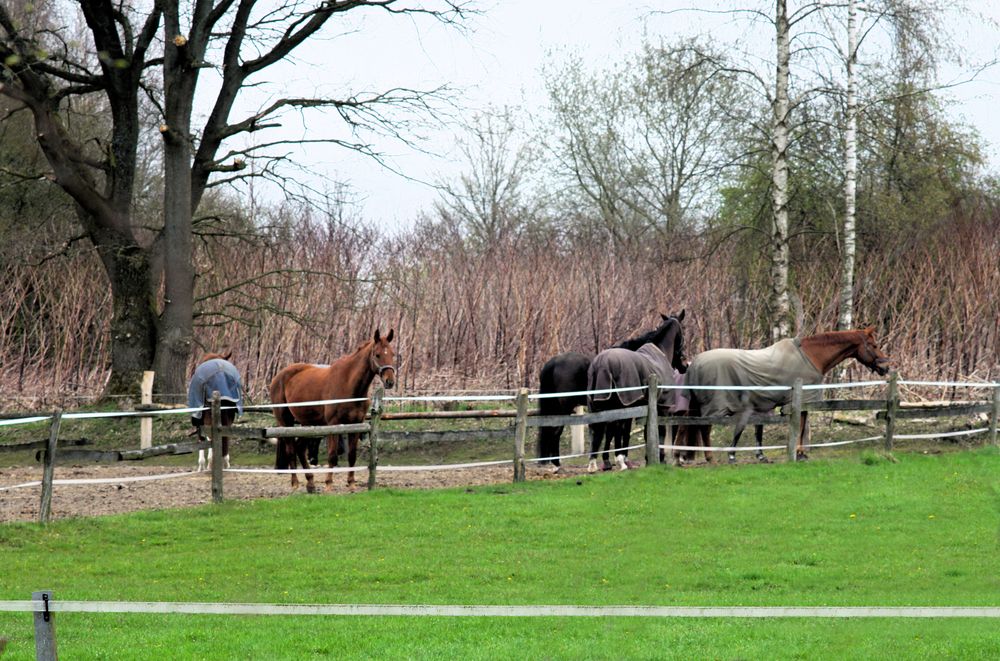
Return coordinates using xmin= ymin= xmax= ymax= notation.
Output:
xmin=871 ymin=359 xmax=890 ymax=376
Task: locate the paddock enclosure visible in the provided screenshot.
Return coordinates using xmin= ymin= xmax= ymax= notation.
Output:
xmin=2 ymin=373 xmax=998 ymax=523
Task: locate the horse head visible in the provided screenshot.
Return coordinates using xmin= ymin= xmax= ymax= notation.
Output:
xmin=855 ymin=327 xmax=890 ymax=376
xmin=370 ymin=328 xmax=397 ymax=389
xmin=656 ymin=309 xmax=687 ymax=374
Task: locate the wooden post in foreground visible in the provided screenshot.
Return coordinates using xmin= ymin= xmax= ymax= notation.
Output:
xmin=33 ymin=589 xmax=57 ymax=661
xmin=140 ymin=370 xmax=155 ymax=449
xmin=211 ymin=391 xmax=223 ymax=503
xmin=368 ymin=385 xmax=384 ymax=490
xmin=989 ymin=384 xmax=1000 ymax=447
xmin=787 ymin=380 xmax=802 ymax=462
xmin=513 ymin=389 xmax=528 ymax=483
xmin=39 ymin=411 xmax=63 ymax=524
xmin=884 ymin=372 xmax=899 ymax=453
xmin=645 ymin=373 xmax=660 ymax=466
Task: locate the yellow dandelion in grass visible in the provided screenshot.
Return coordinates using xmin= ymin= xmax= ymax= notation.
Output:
xmin=849 ymin=513 xmax=856 ymax=519
xmin=928 ymin=514 xmax=935 ymax=519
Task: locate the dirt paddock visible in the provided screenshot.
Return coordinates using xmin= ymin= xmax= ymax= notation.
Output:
xmin=0 ymin=461 xmax=593 ymax=524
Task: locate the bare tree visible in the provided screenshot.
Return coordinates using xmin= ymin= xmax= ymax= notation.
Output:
xmin=1 ymin=0 xmax=467 ymax=397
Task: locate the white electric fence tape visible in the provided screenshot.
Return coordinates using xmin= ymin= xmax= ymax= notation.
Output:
xmin=0 ymin=470 xmax=202 ymax=491
xmin=0 ymin=600 xmax=997 ymax=618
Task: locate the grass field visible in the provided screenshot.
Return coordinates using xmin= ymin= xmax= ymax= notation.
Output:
xmin=1 ymin=448 xmax=998 ymax=659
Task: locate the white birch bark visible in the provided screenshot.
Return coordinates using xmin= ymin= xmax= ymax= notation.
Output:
xmin=838 ymin=0 xmax=858 ymax=331
xmin=770 ymin=0 xmax=792 ymax=341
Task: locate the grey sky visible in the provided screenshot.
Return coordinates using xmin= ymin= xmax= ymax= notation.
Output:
xmin=229 ymin=1 xmax=1000 ymax=228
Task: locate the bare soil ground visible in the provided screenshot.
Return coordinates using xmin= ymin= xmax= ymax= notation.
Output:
xmin=0 ymin=461 xmax=592 ymax=524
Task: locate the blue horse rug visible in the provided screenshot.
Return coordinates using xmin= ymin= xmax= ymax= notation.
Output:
xmin=684 ymin=338 xmax=822 ymax=416
xmin=187 ymin=358 xmax=244 ymax=421
xmin=588 ymin=343 xmax=677 ymax=410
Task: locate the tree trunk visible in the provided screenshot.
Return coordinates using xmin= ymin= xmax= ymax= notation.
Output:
xmin=769 ymin=0 xmax=792 ymax=342
xmin=84 ymin=212 xmax=157 ymax=397
xmin=154 ymin=4 xmax=197 ymax=399
xmin=838 ymin=0 xmax=858 ymax=331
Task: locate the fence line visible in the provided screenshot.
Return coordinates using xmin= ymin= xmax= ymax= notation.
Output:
xmin=3 ymin=377 xmax=999 ymax=520
xmin=3 ymin=597 xmax=999 ymax=619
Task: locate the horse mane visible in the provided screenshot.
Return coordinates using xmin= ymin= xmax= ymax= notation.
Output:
xmin=801 ymin=329 xmax=865 ymax=346
xmin=614 ymin=316 xmax=680 ymax=350
xmin=200 ymin=350 xmax=232 ymax=363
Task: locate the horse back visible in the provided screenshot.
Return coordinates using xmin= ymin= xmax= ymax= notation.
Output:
xmin=539 ymin=352 xmax=590 ymax=416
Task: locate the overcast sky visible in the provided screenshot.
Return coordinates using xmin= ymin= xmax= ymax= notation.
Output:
xmin=230 ymin=0 xmax=1000 ymax=229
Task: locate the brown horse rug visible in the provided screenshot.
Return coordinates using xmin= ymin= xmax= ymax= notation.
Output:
xmin=684 ymin=338 xmax=822 ymax=416
xmin=588 ymin=343 xmax=677 ymax=410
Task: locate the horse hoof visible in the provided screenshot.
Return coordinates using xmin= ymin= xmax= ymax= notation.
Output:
xmin=306 ymin=484 xmax=316 ymax=494
xmin=587 ymin=460 xmax=598 ymax=474
xmin=602 ymin=463 xmax=613 ymax=472
xmin=728 ymin=455 xmax=737 ymax=465
xmin=796 ymin=452 xmax=809 ymax=462
xmin=757 ymin=455 xmax=771 ymax=464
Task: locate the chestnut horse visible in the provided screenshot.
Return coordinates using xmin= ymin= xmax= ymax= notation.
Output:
xmin=269 ymin=329 xmax=396 ymax=492
xmin=187 ymin=351 xmax=243 ymax=471
xmin=681 ymin=328 xmax=890 ymax=462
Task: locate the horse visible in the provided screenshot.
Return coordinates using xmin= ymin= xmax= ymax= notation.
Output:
xmin=187 ymin=351 xmax=243 ymax=471
xmin=586 ymin=313 xmax=687 ymax=472
xmin=682 ymin=328 xmax=890 ymax=463
xmin=536 ymin=311 xmax=686 ymax=470
xmin=269 ymin=328 xmax=396 ymax=492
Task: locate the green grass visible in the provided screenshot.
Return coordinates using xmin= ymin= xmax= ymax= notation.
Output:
xmin=2 ymin=449 xmax=999 ymax=659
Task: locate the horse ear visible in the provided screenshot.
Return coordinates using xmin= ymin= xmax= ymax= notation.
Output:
xmin=660 ymin=313 xmax=669 ymax=321
xmin=374 ymin=328 xmax=382 ymax=343
xmin=386 ymin=328 xmax=394 ymax=343
xmin=222 ymin=350 xmax=233 ymax=361
xmin=863 ymin=326 xmax=875 ymax=335
xmin=676 ymin=309 xmax=685 ymax=322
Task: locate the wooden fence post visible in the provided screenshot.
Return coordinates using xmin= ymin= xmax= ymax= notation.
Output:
xmin=32 ymin=589 xmax=57 ymax=661
xmin=211 ymin=391 xmax=223 ymax=504
xmin=990 ymin=383 xmax=1000 ymax=447
xmin=884 ymin=372 xmax=899 ymax=453
xmin=787 ymin=380 xmax=802 ymax=462
xmin=39 ymin=411 xmax=62 ymax=525
xmin=140 ymin=370 xmax=155 ymax=449
xmin=513 ymin=389 xmax=528 ymax=483
xmin=368 ymin=385 xmax=384 ymax=490
xmin=645 ymin=373 xmax=660 ymax=466
xmin=570 ymin=405 xmax=587 ymax=455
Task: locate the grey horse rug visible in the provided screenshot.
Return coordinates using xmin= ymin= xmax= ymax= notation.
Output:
xmin=588 ymin=343 xmax=677 ymax=410
xmin=187 ymin=358 xmax=244 ymax=421
xmin=684 ymin=338 xmax=822 ymax=416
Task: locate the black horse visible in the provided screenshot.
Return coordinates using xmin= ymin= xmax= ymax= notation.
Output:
xmin=536 ymin=311 xmax=686 ymax=470
xmin=587 ymin=314 xmax=687 ymax=471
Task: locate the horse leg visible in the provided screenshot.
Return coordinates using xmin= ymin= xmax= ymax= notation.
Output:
xmin=796 ymin=412 xmax=810 ymax=461
xmin=755 ymin=424 xmax=769 ymax=463
xmin=293 ymin=439 xmax=315 ymax=493
xmin=700 ymin=425 xmax=714 ymax=464
xmin=221 ymin=410 xmax=234 ymax=469
xmin=729 ymin=409 xmax=752 ymax=463
xmin=324 ymin=434 xmax=337 ymax=491
xmin=615 ymin=420 xmax=631 ymax=470
xmin=278 ymin=438 xmax=300 ymax=491
xmin=588 ymin=423 xmax=604 ymax=473
xmin=346 ymin=433 xmax=359 ymax=488
xmin=307 ymin=437 xmax=320 ymax=467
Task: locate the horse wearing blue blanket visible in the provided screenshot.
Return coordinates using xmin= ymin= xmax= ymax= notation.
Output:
xmin=188 ymin=351 xmax=244 ymax=471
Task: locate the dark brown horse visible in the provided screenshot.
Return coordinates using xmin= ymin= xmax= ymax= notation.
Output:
xmin=269 ymin=329 xmax=396 ymax=492
xmin=187 ymin=351 xmax=243 ymax=471
xmin=682 ymin=328 xmax=890 ymax=462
